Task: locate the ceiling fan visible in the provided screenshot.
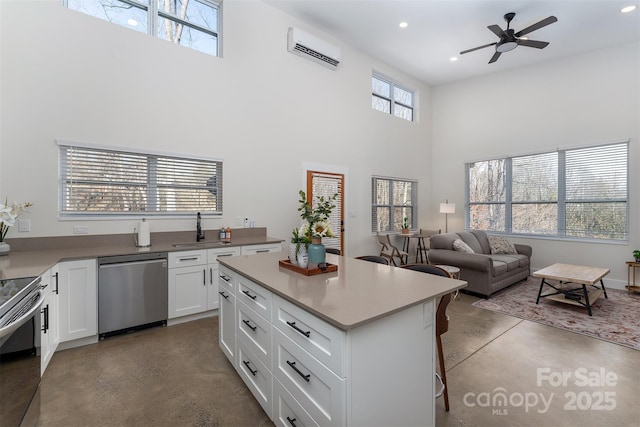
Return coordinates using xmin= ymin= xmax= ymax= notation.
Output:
xmin=460 ymin=12 xmax=558 ymax=64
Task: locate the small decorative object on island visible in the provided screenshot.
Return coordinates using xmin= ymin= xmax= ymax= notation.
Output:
xmin=634 ymin=250 xmax=640 ymax=263
xmin=401 ymin=216 xmax=410 ymax=234
xmin=296 ymin=190 xmax=337 ymax=269
xmin=0 ymin=198 xmax=32 ymax=256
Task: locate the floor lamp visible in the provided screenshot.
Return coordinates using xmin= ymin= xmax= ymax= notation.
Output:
xmin=440 ymin=200 xmax=455 ymax=233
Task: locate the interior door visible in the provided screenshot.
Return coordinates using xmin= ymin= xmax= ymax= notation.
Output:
xmin=307 ymin=171 xmax=344 ymax=255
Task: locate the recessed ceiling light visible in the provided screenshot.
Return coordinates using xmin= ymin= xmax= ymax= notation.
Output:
xmin=450 ymin=57 xmax=458 ymax=62
xmin=399 ymin=22 xmax=408 ymax=28
xmin=621 ymin=5 xmax=637 ymax=13
xmin=127 ymin=18 xmax=138 ymax=26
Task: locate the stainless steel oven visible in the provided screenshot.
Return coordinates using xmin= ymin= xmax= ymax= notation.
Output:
xmin=0 ymin=276 xmax=43 ymax=427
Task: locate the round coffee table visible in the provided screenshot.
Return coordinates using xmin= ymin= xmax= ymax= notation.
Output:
xmin=435 ymin=264 xmax=460 ymax=280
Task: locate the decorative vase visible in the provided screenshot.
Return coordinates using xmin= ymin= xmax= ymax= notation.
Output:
xmin=288 ymin=243 xmax=299 ymax=266
xmin=296 ymin=246 xmax=308 ymax=268
xmin=402 ymin=228 xmax=410 ymax=235
xmin=307 ymin=237 xmax=326 ymax=269
xmin=0 ymin=242 xmax=10 ymax=256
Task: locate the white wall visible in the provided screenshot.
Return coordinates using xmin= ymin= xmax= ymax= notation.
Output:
xmin=431 ymin=42 xmax=640 ymax=287
xmin=0 ymin=0 xmax=432 ymax=257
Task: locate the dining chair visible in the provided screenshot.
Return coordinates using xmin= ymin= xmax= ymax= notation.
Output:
xmin=376 ymin=233 xmax=408 ymax=266
xmin=417 ymin=229 xmax=441 ymax=264
xmin=401 ymin=263 xmax=452 ymax=411
xmin=354 ymin=255 xmax=389 ymax=265
xmin=325 ymin=247 xmax=341 ymax=255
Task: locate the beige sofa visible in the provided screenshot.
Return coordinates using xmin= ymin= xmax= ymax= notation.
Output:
xmin=428 ymin=230 xmax=532 ymax=297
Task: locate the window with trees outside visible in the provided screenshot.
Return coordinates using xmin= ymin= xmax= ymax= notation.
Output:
xmin=466 ymin=141 xmax=628 ymax=241
xmin=372 ymin=176 xmax=417 ymax=232
xmin=371 ymin=73 xmax=414 ymax=122
xmin=58 ymin=141 xmax=223 ymax=217
xmin=65 ymin=0 xmax=220 ymax=56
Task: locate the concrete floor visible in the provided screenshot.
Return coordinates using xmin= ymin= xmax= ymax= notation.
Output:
xmin=36 ymin=293 xmax=639 ymax=426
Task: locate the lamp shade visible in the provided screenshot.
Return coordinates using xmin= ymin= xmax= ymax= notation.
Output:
xmin=440 ymin=201 xmax=455 ymax=214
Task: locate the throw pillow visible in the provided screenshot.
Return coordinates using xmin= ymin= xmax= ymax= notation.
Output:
xmin=453 ymin=239 xmax=474 ymax=253
xmin=488 ymin=235 xmax=518 ymax=255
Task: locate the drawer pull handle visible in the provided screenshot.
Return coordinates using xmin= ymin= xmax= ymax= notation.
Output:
xmin=286 ymin=360 xmax=310 ymax=382
xmin=210 ymin=268 xmax=213 ymax=284
xmin=203 ymin=269 xmax=206 ymax=285
xmin=220 ymin=274 xmax=231 ymax=282
xmin=242 ymin=319 xmax=257 ymax=331
xmin=243 ymin=360 xmax=257 ymax=376
xmin=286 ymin=417 xmax=297 ymax=427
xmin=242 ymin=290 xmax=257 ymax=300
xmin=218 ymin=291 xmax=229 ymax=300
xmin=179 ymin=257 xmax=199 ymax=261
xmin=218 ymin=253 xmax=234 ymax=257
xmin=286 ymin=321 xmax=310 ymax=337
xmin=256 ymin=249 xmax=270 ymax=253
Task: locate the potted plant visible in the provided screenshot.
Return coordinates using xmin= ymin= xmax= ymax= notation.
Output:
xmin=633 ymin=250 xmax=640 ymax=263
xmin=401 ymin=216 xmax=410 ymax=234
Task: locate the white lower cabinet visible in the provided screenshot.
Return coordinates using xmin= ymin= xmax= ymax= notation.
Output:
xmin=240 ymin=243 xmax=282 ymax=256
xmin=221 ymin=267 xmax=436 ymax=427
xmin=168 ymin=250 xmax=208 ymax=319
xmin=57 ymin=259 xmax=97 ymax=343
xmin=207 ymin=247 xmax=241 ymax=311
xmin=40 ymin=267 xmax=59 ymax=374
xmin=218 ymin=267 xmax=237 ymax=364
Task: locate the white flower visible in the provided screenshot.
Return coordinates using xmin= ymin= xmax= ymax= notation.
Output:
xmin=310 ymin=220 xmax=334 ymax=238
xmin=0 ymin=200 xmax=32 ymax=241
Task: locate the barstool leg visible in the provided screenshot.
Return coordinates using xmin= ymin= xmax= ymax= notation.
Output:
xmin=437 ymin=335 xmax=450 ymax=411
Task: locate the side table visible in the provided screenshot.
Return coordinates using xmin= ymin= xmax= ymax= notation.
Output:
xmin=626 ymin=261 xmax=640 ymax=293
xmin=435 ymin=264 xmax=460 ymax=280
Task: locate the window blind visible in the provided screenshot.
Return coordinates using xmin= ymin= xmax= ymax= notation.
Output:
xmin=59 ymin=143 xmax=222 ymax=216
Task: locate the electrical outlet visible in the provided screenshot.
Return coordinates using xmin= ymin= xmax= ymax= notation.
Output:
xmin=73 ymin=226 xmax=89 ymax=234
xmin=18 ymin=219 xmax=30 ymax=232
xmin=244 ymin=217 xmax=249 ymax=228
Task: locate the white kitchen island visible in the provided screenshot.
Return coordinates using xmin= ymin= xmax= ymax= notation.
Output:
xmin=218 ymin=251 xmax=466 ymax=427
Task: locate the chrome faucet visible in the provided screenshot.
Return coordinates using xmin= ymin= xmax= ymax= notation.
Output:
xmin=196 ymin=212 xmax=205 ymax=242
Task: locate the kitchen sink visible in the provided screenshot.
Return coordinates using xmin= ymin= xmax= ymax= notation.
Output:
xmin=171 ymin=242 xmax=228 ymax=248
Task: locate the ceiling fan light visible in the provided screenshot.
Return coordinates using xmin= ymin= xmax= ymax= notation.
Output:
xmin=496 ymin=41 xmax=518 ymax=52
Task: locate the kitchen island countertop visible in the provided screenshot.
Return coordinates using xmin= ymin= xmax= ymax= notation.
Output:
xmin=219 ymin=251 xmax=467 ymax=330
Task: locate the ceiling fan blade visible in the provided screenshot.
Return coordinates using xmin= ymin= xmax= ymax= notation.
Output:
xmin=487 ymin=24 xmax=504 ymax=38
xmin=515 ymin=16 xmax=558 ymax=37
xmin=460 ymin=42 xmax=497 ymax=55
xmin=488 ymin=51 xmax=501 ymax=64
xmin=517 ymin=39 xmax=550 ymax=49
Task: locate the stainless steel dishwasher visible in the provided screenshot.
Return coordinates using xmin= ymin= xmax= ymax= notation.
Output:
xmin=98 ymin=252 xmax=168 ymax=338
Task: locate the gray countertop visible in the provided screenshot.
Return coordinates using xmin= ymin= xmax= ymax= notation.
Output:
xmin=219 ymin=252 xmax=467 ymax=331
xmin=0 ymin=236 xmax=283 ymax=280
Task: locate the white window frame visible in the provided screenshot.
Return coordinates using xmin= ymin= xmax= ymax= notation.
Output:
xmin=63 ymin=0 xmax=221 ymax=57
xmin=57 ymin=140 xmax=223 ymax=218
xmin=371 ymin=73 xmax=415 ymax=122
xmin=465 ymin=141 xmax=629 ymax=241
xmin=372 ymin=176 xmax=418 ymax=233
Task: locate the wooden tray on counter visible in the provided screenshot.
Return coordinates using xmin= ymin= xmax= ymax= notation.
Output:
xmin=278 ymin=259 xmax=338 ymax=276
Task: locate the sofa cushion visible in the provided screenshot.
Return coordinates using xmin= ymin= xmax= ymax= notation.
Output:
xmin=430 ymin=233 xmax=458 ymax=250
xmin=490 ymin=255 xmax=521 ymax=272
xmin=492 ymin=260 xmax=508 ymax=276
xmin=457 ymin=231 xmax=484 ymax=254
xmin=453 ymin=239 xmax=475 ymax=253
xmin=488 ymin=236 xmax=518 ymax=255
xmin=470 ymin=230 xmax=492 ymax=254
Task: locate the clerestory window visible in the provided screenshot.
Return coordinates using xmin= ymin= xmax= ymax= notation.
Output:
xmin=64 ymin=0 xmax=220 ymax=56
xmin=371 ymin=73 xmax=414 ymax=121
xmin=466 ymin=141 xmax=629 ymax=241
xmin=57 ymin=141 xmax=223 ymax=217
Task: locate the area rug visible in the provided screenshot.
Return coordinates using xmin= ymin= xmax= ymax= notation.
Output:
xmin=471 ymin=277 xmax=640 ymax=351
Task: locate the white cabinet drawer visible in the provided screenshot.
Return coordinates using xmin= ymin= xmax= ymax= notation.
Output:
xmin=237 ymin=339 xmax=272 ymax=419
xmin=241 ymin=243 xmax=282 ymax=255
xmin=168 ymin=250 xmax=206 ymax=268
xmin=237 ymin=275 xmax=272 ymax=320
xmin=273 ymin=378 xmax=319 ymax=427
xmin=237 ymin=299 xmax=272 ymax=368
xmin=218 ymin=266 xmax=236 ymax=295
xmin=273 ymin=295 xmax=345 ymax=377
xmin=207 ymin=246 xmax=241 ymax=264
xmin=273 ymin=328 xmax=345 ymax=427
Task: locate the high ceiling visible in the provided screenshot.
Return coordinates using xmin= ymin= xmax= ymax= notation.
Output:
xmin=267 ymin=0 xmax=640 ymax=86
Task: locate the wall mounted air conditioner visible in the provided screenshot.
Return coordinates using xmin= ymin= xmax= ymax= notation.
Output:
xmin=287 ymin=27 xmax=341 ymax=70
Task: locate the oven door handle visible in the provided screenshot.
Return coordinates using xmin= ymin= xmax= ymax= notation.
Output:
xmin=0 ymin=290 xmax=44 ymax=339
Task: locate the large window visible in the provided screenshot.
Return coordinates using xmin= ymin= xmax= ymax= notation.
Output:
xmin=372 ymin=176 xmax=417 ymax=232
xmin=65 ymin=0 xmax=220 ymax=56
xmin=58 ymin=141 xmax=222 ymax=216
xmin=466 ymin=141 xmax=628 ymax=240
xmin=371 ymin=73 xmax=414 ymax=122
